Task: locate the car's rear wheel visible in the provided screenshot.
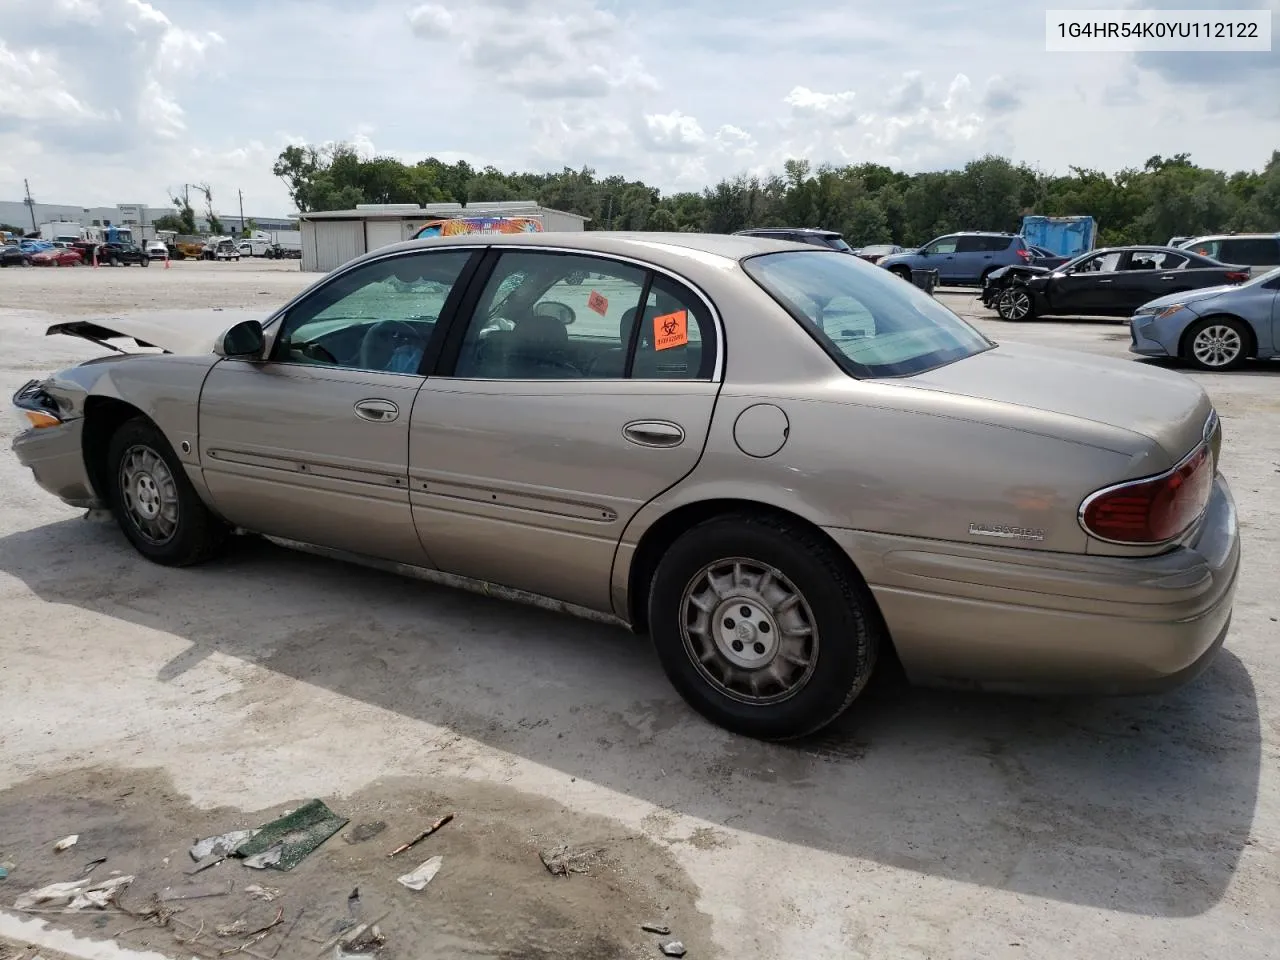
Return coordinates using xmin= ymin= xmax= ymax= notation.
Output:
xmin=140 ymin=256 xmax=149 ymax=267
xmin=648 ymin=514 xmax=880 ymax=740
xmin=1182 ymin=316 xmax=1250 ymax=371
xmin=107 ymin=418 xmax=228 ymax=566
xmin=997 ymin=286 xmax=1035 ymax=321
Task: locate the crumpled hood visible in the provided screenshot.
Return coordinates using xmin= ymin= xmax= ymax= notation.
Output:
xmin=897 ymin=342 xmax=1213 ymax=462
xmin=46 ymin=308 xmax=268 ymax=357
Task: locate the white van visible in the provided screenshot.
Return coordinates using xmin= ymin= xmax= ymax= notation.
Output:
xmin=1177 ymin=233 xmax=1280 ymax=276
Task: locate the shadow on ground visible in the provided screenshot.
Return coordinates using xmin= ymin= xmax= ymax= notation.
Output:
xmin=0 ymin=519 xmax=1261 ymax=919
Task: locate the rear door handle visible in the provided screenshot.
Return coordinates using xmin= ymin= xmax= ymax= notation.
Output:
xmin=623 ymin=420 xmax=685 ymax=448
xmin=354 ymin=398 xmax=399 ymax=422
xmin=1098 ymin=279 xmax=1113 ymax=284
xmin=1159 ymin=275 xmax=1177 ymax=280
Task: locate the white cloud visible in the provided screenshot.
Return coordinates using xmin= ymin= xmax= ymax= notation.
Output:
xmin=784 ymin=86 xmax=859 ymax=127
xmin=641 ymin=111 xmax=706 ymax=153
xmin=1 ymin=0 xmax=1277 ymax=217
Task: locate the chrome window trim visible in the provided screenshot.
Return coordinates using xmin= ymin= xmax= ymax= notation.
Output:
xmin=260 ymin=242 xmax=727 ymax=383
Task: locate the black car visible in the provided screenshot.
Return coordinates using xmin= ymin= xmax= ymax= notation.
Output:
xmin=733 ymin=227 xmax=853 ymax=252
xmin=95 ymin=241 xmax=151 ymax=266
xmin=1 ymin=244 xmax=31 ymax=267
xmin=1027 ymin=245 xmax=1071 ymax=269
xmin=987 ymin=246 xmax=1251 ymax=321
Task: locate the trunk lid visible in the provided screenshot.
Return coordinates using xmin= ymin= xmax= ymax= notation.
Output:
xmin=899 ymin=342 xmax=1213 ymax=463
xmin=46 ymin=308 xmax=267 ymax=357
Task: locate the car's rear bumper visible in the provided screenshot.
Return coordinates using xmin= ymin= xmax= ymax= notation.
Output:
xmin=825 ymin=474 xmax=1240 ymax=694
xmin=11 ymin=416 xmax=102 ymax=508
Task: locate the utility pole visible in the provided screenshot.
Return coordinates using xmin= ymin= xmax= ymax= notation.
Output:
xmin=238 ymin=189 xmax=245 ymax=235
xmin=23 ymin=179 xmax=37 ymax=233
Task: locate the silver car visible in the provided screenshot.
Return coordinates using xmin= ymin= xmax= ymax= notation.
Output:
xmin=1131 ymin=266 xmax=1280 ymax=370
xmin=11 ymin=233 xmax=1240 ymax=740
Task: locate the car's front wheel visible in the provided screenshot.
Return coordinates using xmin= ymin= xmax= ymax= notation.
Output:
xmin=648 ymin=514 xmax=880 ymax=740
xmin=106 ymin=418 xmax=228 ymax=566
xmin=1183 ymin=316 xmax=1250 ymax=371
xmin=997 ymin=286 xmax=1035 ymax=321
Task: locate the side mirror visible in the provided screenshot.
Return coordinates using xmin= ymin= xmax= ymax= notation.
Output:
xmin=917 ymin=248 xmax=929 ymax=256
xmin=215 ymin=319 xmax=265 ymax=359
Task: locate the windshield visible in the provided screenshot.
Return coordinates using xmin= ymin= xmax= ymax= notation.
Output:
xmin=743 ymin=251 xmax=992 ymax=378
xmin=826 ymin=237 xmax=853 ymax=252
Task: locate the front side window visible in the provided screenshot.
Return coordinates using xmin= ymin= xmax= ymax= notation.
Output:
xmin=924 ymin=236 xmax=958 ymax=255
xmin=1073 ymin=252 xmax=1123 ymax=273
xmin=1129 ymin=251 xmax=1188 ymax=270
xmin=744 ymin=250 xmax=991 ymax=378
xmin=1186 ymin=239 xmax=1221 ymax=259
xmin=273 ymin=250 xmax=474 ymax=373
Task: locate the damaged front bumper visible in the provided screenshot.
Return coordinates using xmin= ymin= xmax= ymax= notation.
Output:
xmin=11 ymin=379 xmax=101 ymax=508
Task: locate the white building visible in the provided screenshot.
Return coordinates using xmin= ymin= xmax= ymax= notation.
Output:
xmin=0 ymin=199 xmax=296 ymax=238
xmin=296 ymin=200 xmax=589 ymax=272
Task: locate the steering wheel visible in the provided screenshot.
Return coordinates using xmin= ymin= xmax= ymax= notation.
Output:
xmin=358 ymin=320 xmax=421 ymax=371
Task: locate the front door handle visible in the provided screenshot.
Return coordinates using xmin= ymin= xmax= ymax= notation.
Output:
xmin=1159 ymin=275 xmax=1177 ymax=281
xmin=623 ymin=420 xmax=685 ymax=448
xmin=354 ymin=398 xmax=399 ymax=423
xmin=1098 ymin=279 xmax=1113 ymax=284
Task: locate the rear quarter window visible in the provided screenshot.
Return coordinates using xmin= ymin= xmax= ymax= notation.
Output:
xmin=1218 ymin=238 xmax=1280 ymax=265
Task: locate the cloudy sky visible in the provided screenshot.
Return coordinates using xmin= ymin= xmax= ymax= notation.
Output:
xmin=1 ymin=0 xmax=1277 ymax=217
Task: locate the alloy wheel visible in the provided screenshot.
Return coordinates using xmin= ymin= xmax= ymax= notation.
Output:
xmin=1191 ymin=324 xmax=1243 ymax=368
xmin=680 ymin=558 xmax=819 ymax=705
xmin=999 ymin=288 xmax=1032 ymax=320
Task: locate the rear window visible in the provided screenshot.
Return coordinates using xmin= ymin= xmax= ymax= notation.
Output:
xmin=743 ymin=251 xmax=992 ymax=378
xmin=1217 ymin=237 xmax=1280 ymax=265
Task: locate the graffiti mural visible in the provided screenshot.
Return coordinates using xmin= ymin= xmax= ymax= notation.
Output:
xmin=413 ymin=217 xmax=544 ymax=239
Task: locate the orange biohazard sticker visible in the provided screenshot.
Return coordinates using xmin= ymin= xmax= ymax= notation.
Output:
xmin=587 ymin=290 xmax=609 ymax=316
xmin=652 ymin=310 xmax=688 ymax=351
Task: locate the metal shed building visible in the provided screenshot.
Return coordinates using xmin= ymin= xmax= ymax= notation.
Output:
xmin=296 ymin=200 xmax=589 ymax=272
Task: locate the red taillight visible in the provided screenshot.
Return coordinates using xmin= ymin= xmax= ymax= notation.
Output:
xmin=1225 ymin=271 xmax=1249 ymax=282
xmin=1017 ymin=248 xmax=1032 ymax=261
xmin=1080 ymin=445 xmax=1213 ymax=544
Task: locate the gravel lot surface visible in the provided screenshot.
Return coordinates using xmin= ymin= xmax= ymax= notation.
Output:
xmin=1 ymin=260 xmax=1276 ymax=959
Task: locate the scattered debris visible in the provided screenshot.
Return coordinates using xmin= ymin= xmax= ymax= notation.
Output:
xmin=15 ymin=875 xmax=134 ymax=912
xmin=245 ymin=884 xmax=282 ymax=902
xmin=660 ymin=941 xmax=687 ymax=957
xmin=0 ymin=865 xmax=8 ymax=881
xmin=347 ymin=887 xmax=361 ymax=915
xmin=243 ymin=845 xmax=284 ymax=870
xmin=538 ymin=843 xmax=600 ymax=877
xmin=344 ymin=822 xmax=387 ymax=845
xmin=218 ymin=919 xmax=249 ymax=938
xmin=642 ymin=923 xmax=672 ymax=935
xmin=315 ymin=910 xmax=390 ymax=957
xmin=82 ymin=858 xmax=108 ymax=875
xmin=227 ymin=905 xmax=286 ymax=955
xmin=191 ymin=829 xmax=260 ymax=862
xmin=396 ymin=855 xmax=443 ymax=891
xmin=186 ymin=855 xmax=227 ymax=876
xmin=234 ymin=800 xmax=348 ymax=872
xmin=158 ymin=879 xmax=235 ymax=902
xmin=53 ymin=835 xmax=79 ymax=852
xmin=388 ymin=812 xmax=453 ymax=857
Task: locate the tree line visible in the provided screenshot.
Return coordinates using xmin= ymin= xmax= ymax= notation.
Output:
xmin=270 ymin=144 xmax=1280 ymax=248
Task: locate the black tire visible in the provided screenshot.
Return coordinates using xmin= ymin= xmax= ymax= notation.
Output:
xmin=106 ymin=418 xmax=228 ymax=566
xmin=110 ymin=255 xmax=121 ymax=267
xmin=648 ymin=513 xmax=881 ymax=740
xmin=891 ymin=266 xmax=911 ymax=282
xmin=140 ymin=256 xmax=150 ymax=267
xmin=1180 ymin=316 xmax=1251 ymax=372
xmin=997 ymin=286 xmax=1035 ymax=321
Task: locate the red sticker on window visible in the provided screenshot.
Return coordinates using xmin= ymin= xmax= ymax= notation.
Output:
xmin=587 ymin=290 xmax=609 ymax=315
xmin=653 ymin=310 xmax=688 ymax=351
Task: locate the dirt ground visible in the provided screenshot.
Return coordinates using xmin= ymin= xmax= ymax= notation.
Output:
xmin=0 ymin=261 xmax=1277 ymax=960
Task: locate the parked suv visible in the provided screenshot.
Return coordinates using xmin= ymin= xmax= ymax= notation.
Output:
xmin=733 ymin=228 xmax=853 ymax=252
xmin=878 ymin=232 xmax=1031 ymax=285
xmin=1176 ymin=233 xmax=1280 ymax=276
